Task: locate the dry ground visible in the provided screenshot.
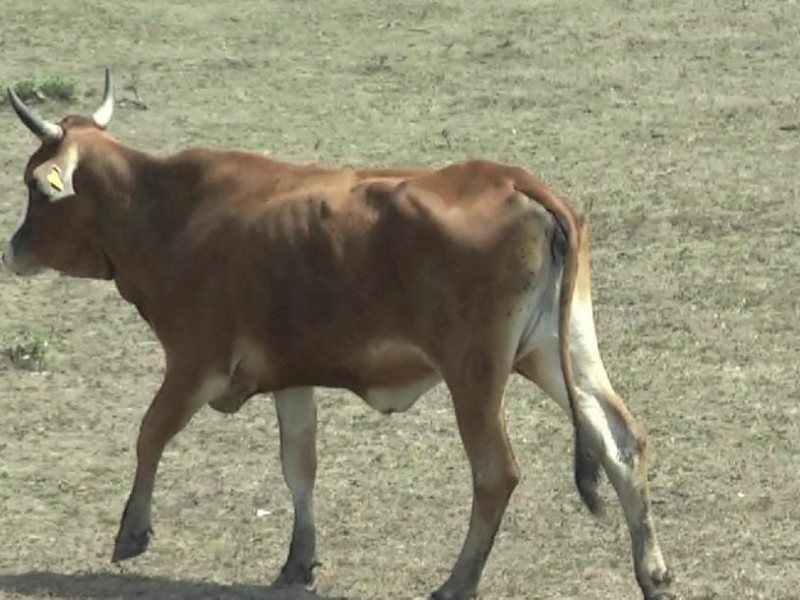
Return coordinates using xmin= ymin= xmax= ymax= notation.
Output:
xmin=1 ymin=1 xmax=799 ymax=598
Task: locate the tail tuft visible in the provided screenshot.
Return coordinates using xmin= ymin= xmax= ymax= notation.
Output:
xmin=574 ymin=432 xmax=605 ymax=516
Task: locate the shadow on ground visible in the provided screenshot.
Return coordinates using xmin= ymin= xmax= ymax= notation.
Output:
xmin=0 ymin=571 xmax=351 ymax=599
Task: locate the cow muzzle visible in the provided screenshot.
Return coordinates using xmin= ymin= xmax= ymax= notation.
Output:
xmin=2 ymin=240 xmax=42 ymax=276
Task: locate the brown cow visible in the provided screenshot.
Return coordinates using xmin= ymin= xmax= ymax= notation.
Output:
xmin=3 ymin=70 xmax=673 ymax=600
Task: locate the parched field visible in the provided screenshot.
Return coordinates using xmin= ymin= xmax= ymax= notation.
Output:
xmin=1 ymin=1 xmax=799 ymax=599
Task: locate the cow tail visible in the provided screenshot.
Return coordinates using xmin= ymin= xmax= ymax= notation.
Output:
xmin=514 ymin=177 xmax=604 ymax=515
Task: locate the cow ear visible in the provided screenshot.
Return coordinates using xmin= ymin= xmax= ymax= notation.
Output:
xmin=32 ymin=160 xmax=76 ymax=200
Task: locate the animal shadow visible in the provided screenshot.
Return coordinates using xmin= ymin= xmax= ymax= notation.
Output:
xmin=0 ymin=570 xmax=351 ymax=600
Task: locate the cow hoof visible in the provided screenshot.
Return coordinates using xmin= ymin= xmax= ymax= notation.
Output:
xmin=111 ymin=529 xmax=151 ymax=563
xmin=644 ymin=585 xmax=677 ymax=600
xmin=644 ymin=584 xmax=676 ymax=600
xmin=645 ymin=592 xmax=676 ymax=600
xmin=654 ymin=568 xmax=673 ymax=586
xmin=643 ymin=568 xmax=675 ymax=600
xmin=274 ymin=559 xmax=319 ymax=588
xmin=430 ymin=587 xmax=476 ymax=600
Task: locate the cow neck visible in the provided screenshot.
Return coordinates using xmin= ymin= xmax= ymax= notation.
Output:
xmin=81 ymin=139 xmax=162 ymax=311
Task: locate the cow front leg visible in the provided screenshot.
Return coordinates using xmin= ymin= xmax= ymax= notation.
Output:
xmin=112 ymin=370 xmax=224 ymax=562
xmin=273 ymin=387 xmax=318 ymax=587
xmin=433 ymin=353 xmax=518 ymax=600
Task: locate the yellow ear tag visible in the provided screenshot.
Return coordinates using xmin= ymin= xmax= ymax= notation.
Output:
xmin=47 ymin=166 xmax=64 ymax=192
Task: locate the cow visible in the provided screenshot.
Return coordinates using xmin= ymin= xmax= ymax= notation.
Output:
xmin=3 ymin=70 xmax=673 ymax=600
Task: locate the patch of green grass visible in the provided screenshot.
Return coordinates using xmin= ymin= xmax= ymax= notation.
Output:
xmin=36 ymin=75 xmax=77 ymax=102
xmin=10 ymin=79 xmax=41 ymax=103
xmin=2 ymin=330 xmax=51 ymax=371
xmin=8 ymin=75 xmax=76 ymax=104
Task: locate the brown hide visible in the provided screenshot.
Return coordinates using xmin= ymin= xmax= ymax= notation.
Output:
xmin=6 ymin=118 xmax=581 ymax=454
xmin=111 ymin=153 xmax=561 ymax=396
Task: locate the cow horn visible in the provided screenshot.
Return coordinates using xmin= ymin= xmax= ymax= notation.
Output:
xmin=7 ymin=87 xmax=64 ymax=142
xmin=91 ymin=68 xmax=114 ymax=129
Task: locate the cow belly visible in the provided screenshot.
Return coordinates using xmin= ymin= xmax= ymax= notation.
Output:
xmin=359 ymin=373 xmax=441 ymax=414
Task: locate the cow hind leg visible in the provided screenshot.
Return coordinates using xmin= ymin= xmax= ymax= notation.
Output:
xmin=431 ymin=345 xmax=519 ymax=600
xmin=515 ymin=336 xmax=672 ymax=600
xmin=273 ymin=387 xmax=319 ymax=587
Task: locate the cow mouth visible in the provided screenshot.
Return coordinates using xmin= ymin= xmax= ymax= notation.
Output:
xmin=2 ymin=242 xmax=43 ymax=277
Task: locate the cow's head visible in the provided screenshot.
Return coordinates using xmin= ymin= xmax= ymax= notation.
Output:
xmin=3 ymin=69 xmax=116 ymax=279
